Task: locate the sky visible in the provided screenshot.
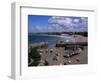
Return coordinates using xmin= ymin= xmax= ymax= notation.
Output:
xmin=28 ymin=15 xmax=88 ymax=33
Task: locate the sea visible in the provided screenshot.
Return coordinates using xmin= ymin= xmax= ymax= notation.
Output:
xmin=28 ymin=34 xmax=75 ymax=48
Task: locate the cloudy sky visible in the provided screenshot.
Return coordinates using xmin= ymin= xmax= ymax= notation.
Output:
xmin=28 ymin=15 xmax=88 ymax=33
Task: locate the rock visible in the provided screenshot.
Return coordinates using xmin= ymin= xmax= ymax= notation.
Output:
xmin=68 ymin=60 xmax=72 ymax=64
xmin=76 ymin=58 xmax=80 ymax=62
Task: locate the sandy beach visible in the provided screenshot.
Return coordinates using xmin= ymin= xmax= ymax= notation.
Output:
xmin=28 ymin=34 xmax=88 ymax=66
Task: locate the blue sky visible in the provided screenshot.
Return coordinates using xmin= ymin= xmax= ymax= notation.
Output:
xmin=28 ymin=15 xmax=50 ymax=28
xmin=28 ymin=15 xmax=88 ymax=33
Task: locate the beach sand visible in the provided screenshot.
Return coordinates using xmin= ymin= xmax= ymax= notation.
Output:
xmin=28 ymin=34 xmax=88 ymax=66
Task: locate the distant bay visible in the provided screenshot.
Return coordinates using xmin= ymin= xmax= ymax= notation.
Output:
xmin=28 ymin=34 xmax=75 ymax=48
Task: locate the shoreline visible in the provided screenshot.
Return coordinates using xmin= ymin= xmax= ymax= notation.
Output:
xmin=28 ymin=33 xmax=88 ymax=66
xmin=28 ymin=34 xmax=87 ymax=44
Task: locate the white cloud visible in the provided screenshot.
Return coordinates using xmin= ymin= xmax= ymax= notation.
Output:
xmin=29 ymin=26 xmax=48 ymax=32
xmin=48 ymin=16 xmax=88 ymax=32
xmin=73 ymin=18 xmax=80 ymax=23
xmin=29 ymin=16 xmax=88 ymax=33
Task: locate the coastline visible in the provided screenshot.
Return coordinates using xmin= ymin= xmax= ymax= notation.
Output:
xmin=28 ymin=33 xmax=87 ymax=44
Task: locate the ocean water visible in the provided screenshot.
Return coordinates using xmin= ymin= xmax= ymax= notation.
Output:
xmin=28 ymin=34 xmax=75 ymax=48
